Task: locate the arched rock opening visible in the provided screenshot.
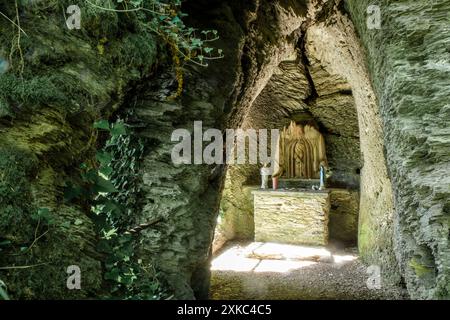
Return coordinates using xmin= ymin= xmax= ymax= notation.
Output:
xmin=133 ymin=0 xmax=400 ymax=299
xmin=1 ymin=0 xmax=447 ymax=301
xmin=213 ymin=0 xmax=400 ymax=290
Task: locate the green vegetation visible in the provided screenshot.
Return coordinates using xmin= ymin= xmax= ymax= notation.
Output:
xmin=64 ymin=117 xmax=167 ymax=299
xmin=0 ymin=279 xmax=9 ymax=300
xmin=409 ymin=258 xmax=434 ymax=277
xmin=0 ymin=146 xmax=38 ymax=244
xmin=0 ymin=0 xmax=223 ymax=116
xmin=0 ymin=0 xmax=222 ymax=299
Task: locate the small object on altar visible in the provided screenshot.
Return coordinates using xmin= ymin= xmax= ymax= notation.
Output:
xmin=272 ymin=177 xmax=279 ymax=190
xmin=260 ymin=163 xmax=272 ymax=189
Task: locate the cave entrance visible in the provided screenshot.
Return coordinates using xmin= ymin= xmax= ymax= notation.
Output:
xmin=214 ymin=49 xmax=362 ymax=245
xmin=206 ymin=12 xmax=398 ymax=297
xmin=210 ymin=55 xmax=363 ymax=298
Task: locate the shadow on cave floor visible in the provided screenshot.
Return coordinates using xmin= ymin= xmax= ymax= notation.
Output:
xmin=209 ymin=241 xmax=408 ymax=300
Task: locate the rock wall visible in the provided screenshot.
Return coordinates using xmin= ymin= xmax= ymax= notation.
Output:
xmin=329 ymin=189 xmax=359 ymax=244
xmin=215 ymin=184 xmax=258 ymax=246
xmin=304 ymin=2 xmax=399 ymax=285
xmin=346 ymin=0 xmax=450 ymax=299
xmin=216 ymin=1 xmax=370 ymax=256
xmin=130 ymin=0 xmax=309 ymax=299
xmin=1 ymin=0 xmax=447 ymax=300
xmin=0 ymin=0 xmax=158 ymax=298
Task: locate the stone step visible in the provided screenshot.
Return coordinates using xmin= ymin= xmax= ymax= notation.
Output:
xmin=244 ymin=242 xmax=333 ymax=263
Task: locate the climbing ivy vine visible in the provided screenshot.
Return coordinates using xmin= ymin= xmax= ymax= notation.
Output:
xmin=65 ymin=116 xmax=167 ymax=299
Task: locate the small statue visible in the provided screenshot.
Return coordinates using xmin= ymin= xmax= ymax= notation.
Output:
xmin=260 ymin=163 xmax=272 ymax=189
xmin=319 ymin=161 xmax=327 ymax=190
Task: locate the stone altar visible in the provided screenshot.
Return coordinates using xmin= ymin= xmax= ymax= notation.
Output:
xmin=253 ymin=189 xmax=330 ymax=245
xmin=254 ymin=121 xmax=331 ymax=246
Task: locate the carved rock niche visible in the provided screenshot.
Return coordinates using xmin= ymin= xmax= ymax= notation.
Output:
xmin=274 ymin=121 xmax=328 ymax=180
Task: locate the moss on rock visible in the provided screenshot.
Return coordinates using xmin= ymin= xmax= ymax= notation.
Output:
xmin=0 ymin=0 xmax=158 ymax=299
xmin=346 ymin=0 xmax=450 ymax=299
xmin=0 ymin=145 xmax=38 ymax=244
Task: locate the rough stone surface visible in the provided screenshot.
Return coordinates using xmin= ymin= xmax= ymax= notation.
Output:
xmin=253 ymin=190 xmax=330 ymax=245
xmin=325 ymin=135 xmax=361 ymax=188
xmin=215 ymin=185 xmax=258 ymax=246
xmin=0 ymin=1 xmax=155 ymax=298
xmin=329 ymin=189 xmax=359 ymax=244
xmin=346 ymin=0 xmax=450 ymax=299
xmin=130 ymin=0 xmax=309 ymax=299
xmin=310 ymin=94 xmax=359 ymax=138
xmin=305 ymin=3 xmax=399 ymax=286
xmin=307 ymin=57 xmax=352 ymax=97
xmin=2 ymin=0 xmax=448 ymax=301
xmin=131 ymin=61 xmax=234 ymax=299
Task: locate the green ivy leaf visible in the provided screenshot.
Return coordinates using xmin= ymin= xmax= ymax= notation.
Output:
xmin=61 ymin=221 xmax=71 ymax=229
xmin=93 ymin=120 xmax=110 ymax=130
xmin=111 ymin=123 xmax=127 ymax=137
xmin=99 ymin=166 xmax=113 ymax=177
xmin=171 ymin=16 xmax=181 ymax=25
xmin=93 ymin=176 xmax=118 ymax=194
xmin=105 ymin=266 xmax=120 ymax=280
xmin=96 ymin=151 xmax=113 ymax=166
xmin=0 ymin=280 xmax=9 ymax=300
xmin=0 ymin=240 xmax=12 ymax=247
xmin=191 ymin=38 xmax=203 ymax=47
xmin=103 ymin=228 xmax=118 ymax=240
xmin=102 ymin=199 xmax=122 ymax=217
xmin=129 ymin=0 xmax=142 ymax=6
xmin=82 ymin=169 xmax=99 ymax=184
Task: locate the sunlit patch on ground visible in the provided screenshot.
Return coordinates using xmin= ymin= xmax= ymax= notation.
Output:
xmin=210 ymin=242 xmax=407 ymax=300
xmin=211 ymin=242 xmax=358 ymax=273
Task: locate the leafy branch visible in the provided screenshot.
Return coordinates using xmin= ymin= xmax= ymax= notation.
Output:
xmin=86 ymin=0 xmax=224 ymax=99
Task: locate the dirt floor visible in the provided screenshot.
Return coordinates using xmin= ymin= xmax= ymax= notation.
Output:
xmin=210 ymin=242 xmax=408 ymax=300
